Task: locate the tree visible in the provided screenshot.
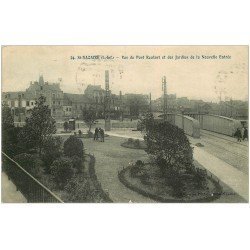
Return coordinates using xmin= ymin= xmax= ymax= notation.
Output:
xmin=50 ymin=157 xmax=74 ymax=189
xmin=82 ymin=106 xmax=97 ymax=132
xmin=124 ymin=94 xmax=149 ymax=118
xmin=2 ymin=104 xmax=24 ymax=156
xmin=2 ymin=104 xmax=14 ymax=131
xmin=18 ymin=96 xmax=56 ymax=156
xmin=64 ymin=135 xmax=84 ymax=159
xmin=14 ymin=153 xmax=42 ymax=178
xmin=41 ymin=136 xmax=63 ymax=173
xmin=141 ymin=113 xmax=193 ymax=175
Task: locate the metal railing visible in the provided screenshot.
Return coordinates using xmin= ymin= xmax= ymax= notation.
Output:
xmin=2 ymin=152 xmax=63 ymax=203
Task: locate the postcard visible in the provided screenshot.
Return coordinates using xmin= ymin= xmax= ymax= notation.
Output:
xmin=1 ymin=45 xmax=248 ymax=203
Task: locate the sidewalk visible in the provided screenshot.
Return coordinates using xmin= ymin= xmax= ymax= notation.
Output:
xmin=1 ymin=172 xmax=27 ymax=203
xmin=194 ymin=148 xmax=248 ymax=201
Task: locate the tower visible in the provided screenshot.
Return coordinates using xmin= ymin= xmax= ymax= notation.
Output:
xmin=39 ymin=75 xmax=45 ymax=85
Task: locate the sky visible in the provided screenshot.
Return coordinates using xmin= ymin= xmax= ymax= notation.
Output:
xmin=2 ymin=46 xmax=248 ymax=102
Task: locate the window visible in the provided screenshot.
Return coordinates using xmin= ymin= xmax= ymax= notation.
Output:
xmin=66 ymin=108 xmax=68 ymax=111
xmin=26 ymin=101 xmax=30 ymax=106
xmin=40 ymin=86 xmax=43 ymax=90
xmin=31 ymin=102 xmax=34 ymax=105
xmin=53 ymin=101 xmax=55 ymax=105
xmin=58 ymin=101 xmax=60 ymax=105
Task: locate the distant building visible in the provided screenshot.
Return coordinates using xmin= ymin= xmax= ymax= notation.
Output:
xmin=2 ymin=75 xmax=148 ymax=123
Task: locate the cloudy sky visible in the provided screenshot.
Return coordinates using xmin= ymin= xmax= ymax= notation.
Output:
xmin=2 ymin=46 xmax=248 ymax=102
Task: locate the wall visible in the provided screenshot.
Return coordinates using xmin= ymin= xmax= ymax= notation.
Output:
xmin=198 ymin=114 xmax=242 ymax=136
xmin=167 ymin=114 xmax=200 ymax=138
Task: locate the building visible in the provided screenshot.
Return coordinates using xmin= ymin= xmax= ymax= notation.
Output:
xmin=2 ymin=75 xmax=64 ymax=121
xmin=2 ymin=75 xmax=146 ymax=123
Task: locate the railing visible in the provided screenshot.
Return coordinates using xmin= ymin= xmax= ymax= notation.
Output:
xmin=2 ymin=152 xmax=63 ymax=203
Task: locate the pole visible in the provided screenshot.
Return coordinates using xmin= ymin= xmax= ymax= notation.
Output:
xmin=149 ymin=92 xmax=152 ymax=112
xmin=162 ymin=76 xmax=167 ymax=121
xmin=105 ymin=70 xmax=111 ymax=131
xmin=119 ymin=91 xmax=123 ymax=121
xmin=230 ymin=98 xmax=233 ymax=117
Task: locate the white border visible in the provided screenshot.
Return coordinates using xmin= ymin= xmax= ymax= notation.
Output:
xmin=0 ymin=1 xmax=249 ymax=250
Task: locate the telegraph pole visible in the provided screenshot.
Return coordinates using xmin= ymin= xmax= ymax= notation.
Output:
xmin=149 ymin=92 xmax=152 ymax=112
xmin=162 ymin=76 xmax=167 ymax=121
xmin=119 ymin=90 xmax=123 ymax=121
xmin=105 ymin=70 xmax=111 ymax=131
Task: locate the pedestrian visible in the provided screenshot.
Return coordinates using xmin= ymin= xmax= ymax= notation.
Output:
xmin=234 ymin=128 xmax=242 ymax=142
xmin=100 ymin=128 xmax=105 ymax=142
xmin=243 ymin=127 xmax=248 ymax=141
xmin=94 ymin=127 xmax=99 ymax=141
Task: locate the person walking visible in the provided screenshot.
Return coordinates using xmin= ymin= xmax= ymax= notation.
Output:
xmin=243 ymin=127 xmax=248 ymax=141
xmin=94 ymin=127 xmax=99 ymax=141
xmin=100 ymin=128 xmax=105 ymax=142
xmin=234 ymin=128 xmax=242 ymax=142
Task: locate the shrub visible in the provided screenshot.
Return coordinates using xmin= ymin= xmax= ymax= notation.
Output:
xmin=134 ymin=139 xmax=140 ymax=148
xmin=140 ymin=173 xmax=151 ymax=186
xmin=14 ymin=153 xmax=41 ymax=178
xmin=166 ymin=170 xmax=185 ymax=198
xmin=2 ymin=127 xmax=24 ymax=156
xmin=193 ymin=168 xmax=207 ymax=189
xmin=128 ymin=138 xmax=134 ymax=144
xmin=64 ymin=135 xmax=84 ymax=159
xmin=135 ymin=160 xmax=144 ymax=167
xmin=142 ymin=115 xmax=193 ymax=174
xmin=50 ymin=157 xmax=74 ymax=189
xmin=71 ymin=155 xmax=84 ymax=173
xmin=65 ymin=178 xmax=92 ymax=202
xmin=42 ymin=136 xmax=63 ymax=173
xmin=130 ymin=161 xmax=144 ymax=178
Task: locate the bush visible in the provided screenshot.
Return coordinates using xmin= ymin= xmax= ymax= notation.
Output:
xmin=50 ymin=157 xmax=74 ymax=189
xmin=42 ymin=136 xmax=63 ymax=173
xmin=71 ymin=155 xmax=84 ymax=173
xmin=166 ymin=170 xmax=185 ymax=198
xmin=134 ymin=139 xmax=140 ymax=148
xmin=142 ymin=115 xmax=193 ymax=173
xmin=2 ymin=127 xmax=24 ymax=156
xmin=65 ymin=178 xmax=92 ymax=202
xmin=14 ymin=153 xmax=41 ymax=178
xmin=128 ymin=138 xmax=134 ymax=144
xmin=64 ymin=135 xmax=84 ymax=159
xmin=130 ymin=161 xmax=144 ymax=178
xmin=193 ymin=168 xmax=207 ymax=189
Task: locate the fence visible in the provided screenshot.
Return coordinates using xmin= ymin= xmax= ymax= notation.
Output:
xmin=2 ymin=152 xmax=63 ymax=203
